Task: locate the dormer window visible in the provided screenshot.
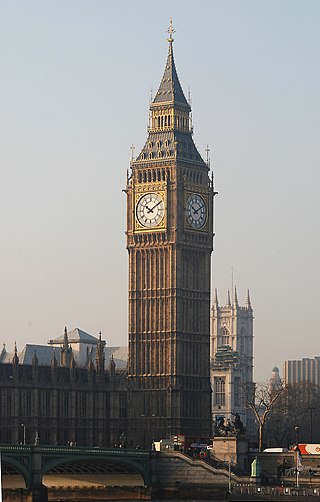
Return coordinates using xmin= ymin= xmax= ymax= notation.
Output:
xmin=156 ymin=140 xmax=161 ymax=149
xmin=148 ymin=142 xmax=153 ymax=149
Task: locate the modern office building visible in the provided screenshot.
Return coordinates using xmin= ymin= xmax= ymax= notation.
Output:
xmin=284 ymin=357 xmax=320 ymax=386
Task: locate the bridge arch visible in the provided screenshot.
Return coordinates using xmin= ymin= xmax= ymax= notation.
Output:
xmin=2 ymin=455 xmax=30 ymax=488
xmin=42 ymin=453 xmax=149 ymax=486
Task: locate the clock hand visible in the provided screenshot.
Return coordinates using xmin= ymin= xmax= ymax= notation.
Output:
xmin=147 ymin=200 xmax=162 ymax=213
xmin=192 ymin=203 xmax=205 ymax=215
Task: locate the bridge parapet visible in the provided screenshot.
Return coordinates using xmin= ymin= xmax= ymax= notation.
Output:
xmin=0 ymin=444 xmax=150 ymax=501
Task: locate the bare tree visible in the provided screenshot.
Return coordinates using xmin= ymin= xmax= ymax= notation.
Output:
xmin=280 ymin=383 xmax=320 ymax=444
xmin=243 ymin=381 xmax=285 ymax=452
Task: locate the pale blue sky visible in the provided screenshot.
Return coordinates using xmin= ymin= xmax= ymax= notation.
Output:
xmin=1 ymin=0 xmax=319 ymax=381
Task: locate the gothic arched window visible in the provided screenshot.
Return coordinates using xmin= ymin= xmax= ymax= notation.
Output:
xmin=218 ymin=326 xmax=229 ymax=347
xmin=214 ymin=377 xmax=225 ymax=406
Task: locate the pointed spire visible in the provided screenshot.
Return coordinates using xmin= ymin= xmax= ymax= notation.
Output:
xmin=96 ymin=331 xmax=105 ymax=377
xmin=70 ymin=353 xmax=76 ymax=382
xmin=0 ymin=343 xmax=6 ymax=362
xmin=109 ymin=353 xmax=116 ymax=376
xmin=151 ymin=19 xmax=190 ymax=109
xmin=87 ymin=348 xmax=95 ymax=381
xmin=70 ymin=353 xmax=76 ymax=369
xmin=12 ymin=341 xmax=19 ymax=366
xmin=135 ymin=21 xmax=205 ymax=165
xmin=227 ymin=290 xmax=231 ymax=307
xmin=32 ymin=351 xmax=39 ymax=380
xmin=246 ymin=289 xmax=252 ymax=309
xmin=51 ymin=349 xmax=58 ymax=369
xmin=63 ymin=326 xmax=68 ymax=349
xmin=233 ymin=286 xmax=239 ymax=307
xmin=32 ymin=350 xmax=38 ymax=366
xmin=61 ymin=326 xmax=72 ymax=367
xmin=213 ymin=288 xmax=219 ymax=307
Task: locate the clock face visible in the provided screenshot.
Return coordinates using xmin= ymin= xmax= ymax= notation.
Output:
xmin=136 ymin=193 xmax=165 ymax=228
xmin=187 ymin=194 xmax=207 ymax=229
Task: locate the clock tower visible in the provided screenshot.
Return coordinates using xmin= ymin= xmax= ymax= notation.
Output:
xmin=126 ymin=22 xmax=215 ymax=447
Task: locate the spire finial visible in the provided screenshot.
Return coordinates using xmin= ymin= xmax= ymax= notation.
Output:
xmin=167 ymin=17 xmax=175 ymax=44
xmin=205 ymin=144 xmax=210 ymax=166
xmin=246 ymin=289 xmax=252 ymax=309
xmin=233 ymin=286 xmax=238 ymax=306
xmin=63 ymin=326 xmax=68 ymax=348
xmin=130 ymin=143 xmax=135 ymax=162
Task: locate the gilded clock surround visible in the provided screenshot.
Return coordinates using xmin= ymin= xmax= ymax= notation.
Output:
xmin=134 ymin=186 xmax=167 ymax=232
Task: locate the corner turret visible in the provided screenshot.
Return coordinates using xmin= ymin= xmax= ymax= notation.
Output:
xmin=60 ymin=326 xmax=73 ymax=367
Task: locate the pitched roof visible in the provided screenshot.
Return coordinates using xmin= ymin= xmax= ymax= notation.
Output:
xmin=0 ymin=343 xmax=127 ymax=369
xmin=105 ymin=346 xmax=128 ymax=369
xmin=19 ymin=344 xmax=61 ymax=365
xmin=48 ymin=327 xmax=98 ymax=346
xmin=152 ymin=39 xmax=190 ymax=109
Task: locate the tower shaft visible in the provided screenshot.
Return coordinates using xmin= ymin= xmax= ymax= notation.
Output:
xmin=126 ymin=26 xmax=215 ymax=447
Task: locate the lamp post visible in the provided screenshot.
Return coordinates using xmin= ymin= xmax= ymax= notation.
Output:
xmin=119 ymin=432 xmax=126 ymax=448
xmin=223 ymin=439 xmax=233 ymax=493
xmin=309 ymin=468 xmax=314 ymax=488
xmin=141 ymin=412 xmax=156 ymax=449
xmin=310 ymin=406 xmax=314 ymax=443
xmin=21 ymin=423 xmax=26 ymax=445
xmin=294 ymin=426 xmax=300 ymax=489
xmin=141 ymin=414 xmax=146 ymax=448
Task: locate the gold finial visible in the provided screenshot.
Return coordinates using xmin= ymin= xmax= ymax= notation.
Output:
xmin=205 ymin=144 xmax=210 ymax=166
xmin=130 ymin=143 xmax=135 ymax=161
xmin=167 ymin=17 xmax=175 ymax=43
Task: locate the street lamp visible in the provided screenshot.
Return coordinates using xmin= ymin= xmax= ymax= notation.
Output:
xmin=21 ymin=423 xmax=26 ymax=445
xmin=309 ymin=468 xmax=314 ymax=488
xmin=294 ymin=426 xmax=300 ymax=489
xmin=141 ymin=412 xmax=156 ymax=449
xmin=310 ymin=406 xmax=314 ymax=443
xmin=119 ymin=432 xmax=126 ymax=448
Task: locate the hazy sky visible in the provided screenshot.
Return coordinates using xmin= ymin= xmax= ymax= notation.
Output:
xmin=1 ymin=0 xmax=319 ymax=382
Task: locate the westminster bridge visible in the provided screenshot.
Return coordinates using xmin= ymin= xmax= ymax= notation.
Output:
xmin=1 ymin=444 xmax=234 ymax=500
xmin=4 ymin=445 xmax=318 ymax=501
xmin=1 ymin=444 xmax=151 ymax=501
